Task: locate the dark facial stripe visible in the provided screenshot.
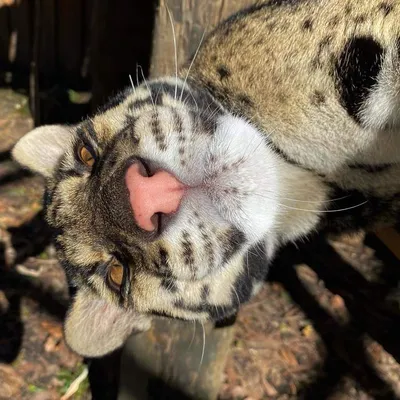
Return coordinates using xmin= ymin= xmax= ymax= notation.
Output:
xmin=378 ymin=2 xmax=394 ymax=17
xmin=181 ymin=232 xmax=195 ymax=273
xmin=348 ymin=163 xmax=393 ymax=173
xmin=335 ymin=37 xmax=384 ymax=124
xmin=161 ymin=277 xmax=178 ymax=293
xmin=172 ymin=109 xmax=184 ymax=134
xmin=201 ymin=285 xmax=210 ymax=302
xmin=222 ymin=229 xmax=246 ymax=265
xmin=149 ymin=111 xmax=166 ymax=151
xmin=127 ymin=97 xmax=155 ymax=110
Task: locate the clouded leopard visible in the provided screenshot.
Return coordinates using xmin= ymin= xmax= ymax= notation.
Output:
xmin=12 ymin=0 xmax=400 ymax=356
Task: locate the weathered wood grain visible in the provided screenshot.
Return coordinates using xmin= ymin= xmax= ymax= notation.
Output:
xmin=150 ymin=0 xmax=255 ymax=78
xmin=119 ymin=319 xmax=236 ymax=400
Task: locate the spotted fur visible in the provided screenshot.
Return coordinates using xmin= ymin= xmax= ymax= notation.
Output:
xmin=12 ymin=0 xmax=400 ymax=356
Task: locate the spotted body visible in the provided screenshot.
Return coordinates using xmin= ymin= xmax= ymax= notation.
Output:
xmin=12 ymin=0 xmax=400 ymax=356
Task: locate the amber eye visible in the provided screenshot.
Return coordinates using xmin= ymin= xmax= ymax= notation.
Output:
xmin=78 ymin=144 xmax=95 ymax=167
xmin=107 ymin=262 xmax=124 ymax=291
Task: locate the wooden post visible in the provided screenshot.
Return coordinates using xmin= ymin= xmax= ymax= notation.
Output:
xmin=119 ymin=1 xmax=254 ymax=399
xmin=150 ymin=0 xmax=255 ymax=78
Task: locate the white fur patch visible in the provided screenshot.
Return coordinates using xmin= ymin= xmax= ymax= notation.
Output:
xmin=204 ymin=115 xmax=281 ymax=242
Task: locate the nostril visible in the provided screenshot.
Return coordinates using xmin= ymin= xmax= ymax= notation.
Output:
xmin=151 ymin=213 xmax=160 ymax=233
xmin=137 ymin=158 xmax=151 ymax=177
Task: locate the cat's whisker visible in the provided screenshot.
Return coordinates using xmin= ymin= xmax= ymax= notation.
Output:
xmin=166 ymin=5 xmax=178 ymax=101
xmin=138 ymin=64 xmax=155 ymax=108
xmin=252 ymin=192 xmax=368 ymax=213
xmin=231 ymin=285 xmax=241 ymax=308
xmin=180 ymin=29 xmax=207 ymax=103
xmin=187 ymin=320 xmax=196 ymax=351
xmin=129 ymin=74 xmax=136 ymax=94
xmin=199 ymin=321 xmax=206 ymax=371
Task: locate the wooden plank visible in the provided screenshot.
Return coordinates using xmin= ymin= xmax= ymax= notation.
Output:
xmin=38 ymin=0 xmax=56 ymax=81
xmin=9 ymin=0 xmax=32 ymax=87
xmin=150 ymin=0 xmax=255 ymax=78
xmin=0 ymin=5 xmax=11 ymax=75
xmin=376 ymin=228 xmax=400 ymax=260
xmin=119 ymin=319 xmax=235 ymax=400
xmin=57 ymin=0 xmax=86 ymax=89
xmin=90 ymin=0 xmax=155 ymax=110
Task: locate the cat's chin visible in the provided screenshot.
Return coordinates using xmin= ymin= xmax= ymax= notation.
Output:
xmin=203 ymin=114 xmax=282 ymax=242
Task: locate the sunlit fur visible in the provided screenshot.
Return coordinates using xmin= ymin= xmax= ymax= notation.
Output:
xmin=12 ymin=0 xmax=400 ymax=356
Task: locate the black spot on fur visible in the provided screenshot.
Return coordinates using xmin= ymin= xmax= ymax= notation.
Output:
xmin=128 ymin=97 xmax=154 ymax=111
xmin=125 ymin=114 xmax=138 ymax=129
xmin=223 ymin=229 xmax=246 ymax=265
xmin=172 ymin=110 xmax=183 ymax=134
xmin=344 ymin=4 xmax=352 ymax=15
xmin=329 ymin=15 xmax=340 ymax=27
xmin=217 ymin=65 xmax=231 ymax=80
xmin=354 ymin=14 xmax=366 ymax=24
xmin=151 ymin=112 xmax=161 ymax=138
xmin=181 ymin=232 xmax=195 ymax=270
xmin=335 ymin=37 xmax=384 ymax=124
xmin=311 ymin=90 xmax=326 ymax=106
xmin=122 ymin=124 xmax=140 ymax=145
xmin=159 ymin=248 xmax=168 ymax=264
xmin=238 ymin=94 xmax=254 ymax=108
xmin=161 ymin=277 xmax=178 ymax=293
xmin=201 ymin=285 xmax=210 ymax=301
xmin=379 ymin=2 xmax=394 ymax=16
xmin=150 ymin=111 xmax=167 ymax=150
xmin=302 ymin=19 xmax=313 ymax=31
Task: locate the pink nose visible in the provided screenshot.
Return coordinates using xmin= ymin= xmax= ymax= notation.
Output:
xmin=125 ymin=162 xmax=185 ymax=231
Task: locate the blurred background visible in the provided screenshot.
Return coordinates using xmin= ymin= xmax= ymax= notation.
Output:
xmin=1 ymin=1 xmax=400 ymax=399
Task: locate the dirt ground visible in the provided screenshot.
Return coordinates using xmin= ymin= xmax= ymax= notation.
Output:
xmin=1 ymin=90 xmax=400 ymax=399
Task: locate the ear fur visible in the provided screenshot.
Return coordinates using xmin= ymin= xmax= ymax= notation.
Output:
xmin=12 ymin=125 xmax=75 ymax=177
xmin=64 ymin=289 xmax=152 ymax=358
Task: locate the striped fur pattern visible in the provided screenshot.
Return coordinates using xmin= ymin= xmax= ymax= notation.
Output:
xmin=12 ymin=0 xmax=400 ymax=356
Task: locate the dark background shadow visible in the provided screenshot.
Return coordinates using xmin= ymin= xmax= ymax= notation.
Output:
xmin=269 ymin=233 xmax=400 ymax=400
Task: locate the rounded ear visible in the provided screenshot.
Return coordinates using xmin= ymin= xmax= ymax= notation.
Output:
xmin=12 ymin=125 xmax=75 ymax=177
xmin=64 ymin=289 xmax=152 ymax=358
